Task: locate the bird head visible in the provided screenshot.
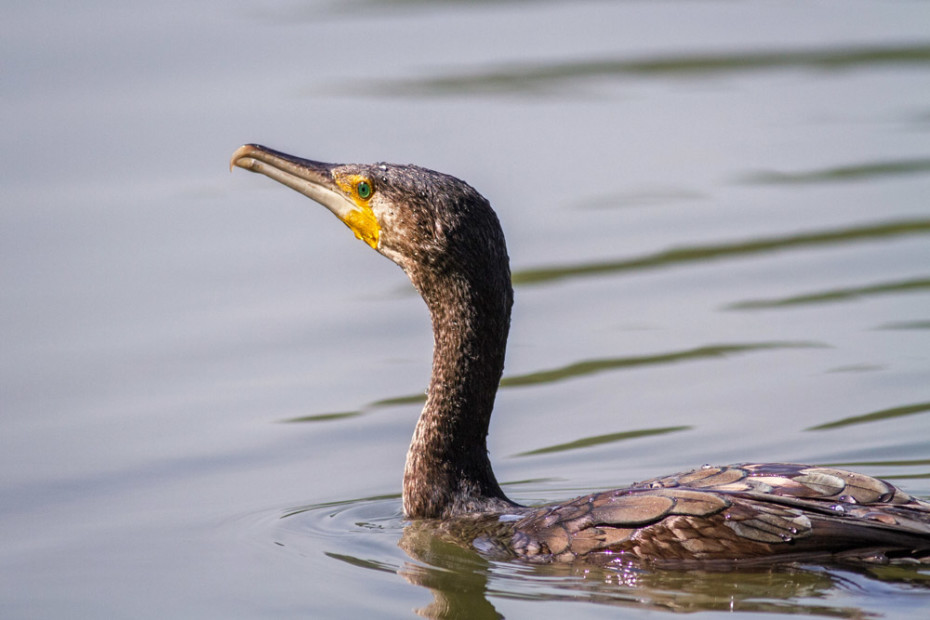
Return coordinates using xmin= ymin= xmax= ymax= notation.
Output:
xmin=230 ymin=144 xmax=508 ymax=286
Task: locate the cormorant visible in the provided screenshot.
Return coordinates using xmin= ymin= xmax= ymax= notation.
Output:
xmin=231 ymin=144 xmax=930 ymax=566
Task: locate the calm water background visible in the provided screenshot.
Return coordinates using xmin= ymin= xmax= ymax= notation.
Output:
xmin=2 ymin=1 xmax=930 ymax=617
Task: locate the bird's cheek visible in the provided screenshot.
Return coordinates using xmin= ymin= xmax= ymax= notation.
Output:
xmin=344 ymin=206 xmax=381 ymax=249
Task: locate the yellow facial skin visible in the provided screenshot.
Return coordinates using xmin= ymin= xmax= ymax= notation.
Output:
xmin=334 ymin=174 xmax=380 ymax=249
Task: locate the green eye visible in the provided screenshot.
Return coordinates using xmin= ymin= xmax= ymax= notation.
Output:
xmin=357 ymin=180 xmax=372 ymax=199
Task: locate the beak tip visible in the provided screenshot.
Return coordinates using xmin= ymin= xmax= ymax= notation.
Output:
xmin=230 ymin=143 xmax=261 ymax=173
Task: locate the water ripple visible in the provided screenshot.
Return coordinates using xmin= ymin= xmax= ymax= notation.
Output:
xmin=807 ymin=401 xmax=930 ymax=431
xmin=726 ymin=276 xmax=930 ymax=311
xmin=515 ymin=425 xmax=690 ymax=457
xmin=512 ymin=218 xmax=930 ymax=286
xmin=501 ymin=342 xmax=823 ymax=387
xmin=345 ymin=42 xmax=930 ymax=98
xmin=875 ymin=320 xmax=930 ymax=331
xmin=740 ymin=157 xmax=930 ymax=185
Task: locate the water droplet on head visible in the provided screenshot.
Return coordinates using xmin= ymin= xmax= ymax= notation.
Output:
xmin=830 ymin=504 xmax=846 ymax=513
xmin=780 ymin=534 xmax=794 ymax=543
xmin=837 ymin=495 xmax=858 ymax=504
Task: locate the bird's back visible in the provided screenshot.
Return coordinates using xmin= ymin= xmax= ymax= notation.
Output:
xmin=501 ymin=463 xmax=930 ymax=566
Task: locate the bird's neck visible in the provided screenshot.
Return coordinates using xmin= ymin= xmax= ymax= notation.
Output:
xmin=402 ymin=268 xmax=515 ymax=519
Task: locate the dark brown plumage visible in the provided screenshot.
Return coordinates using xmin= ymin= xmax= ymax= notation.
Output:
xmin=231 ymin=144 xmax=930 ymax=566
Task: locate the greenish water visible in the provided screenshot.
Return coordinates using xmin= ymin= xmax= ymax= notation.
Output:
xmin=2 ymin=1 xmax=929 ymax=618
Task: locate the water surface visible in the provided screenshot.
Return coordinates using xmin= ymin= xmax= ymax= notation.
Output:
xmin=2 ymin=1 xmax=929 ymax=618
